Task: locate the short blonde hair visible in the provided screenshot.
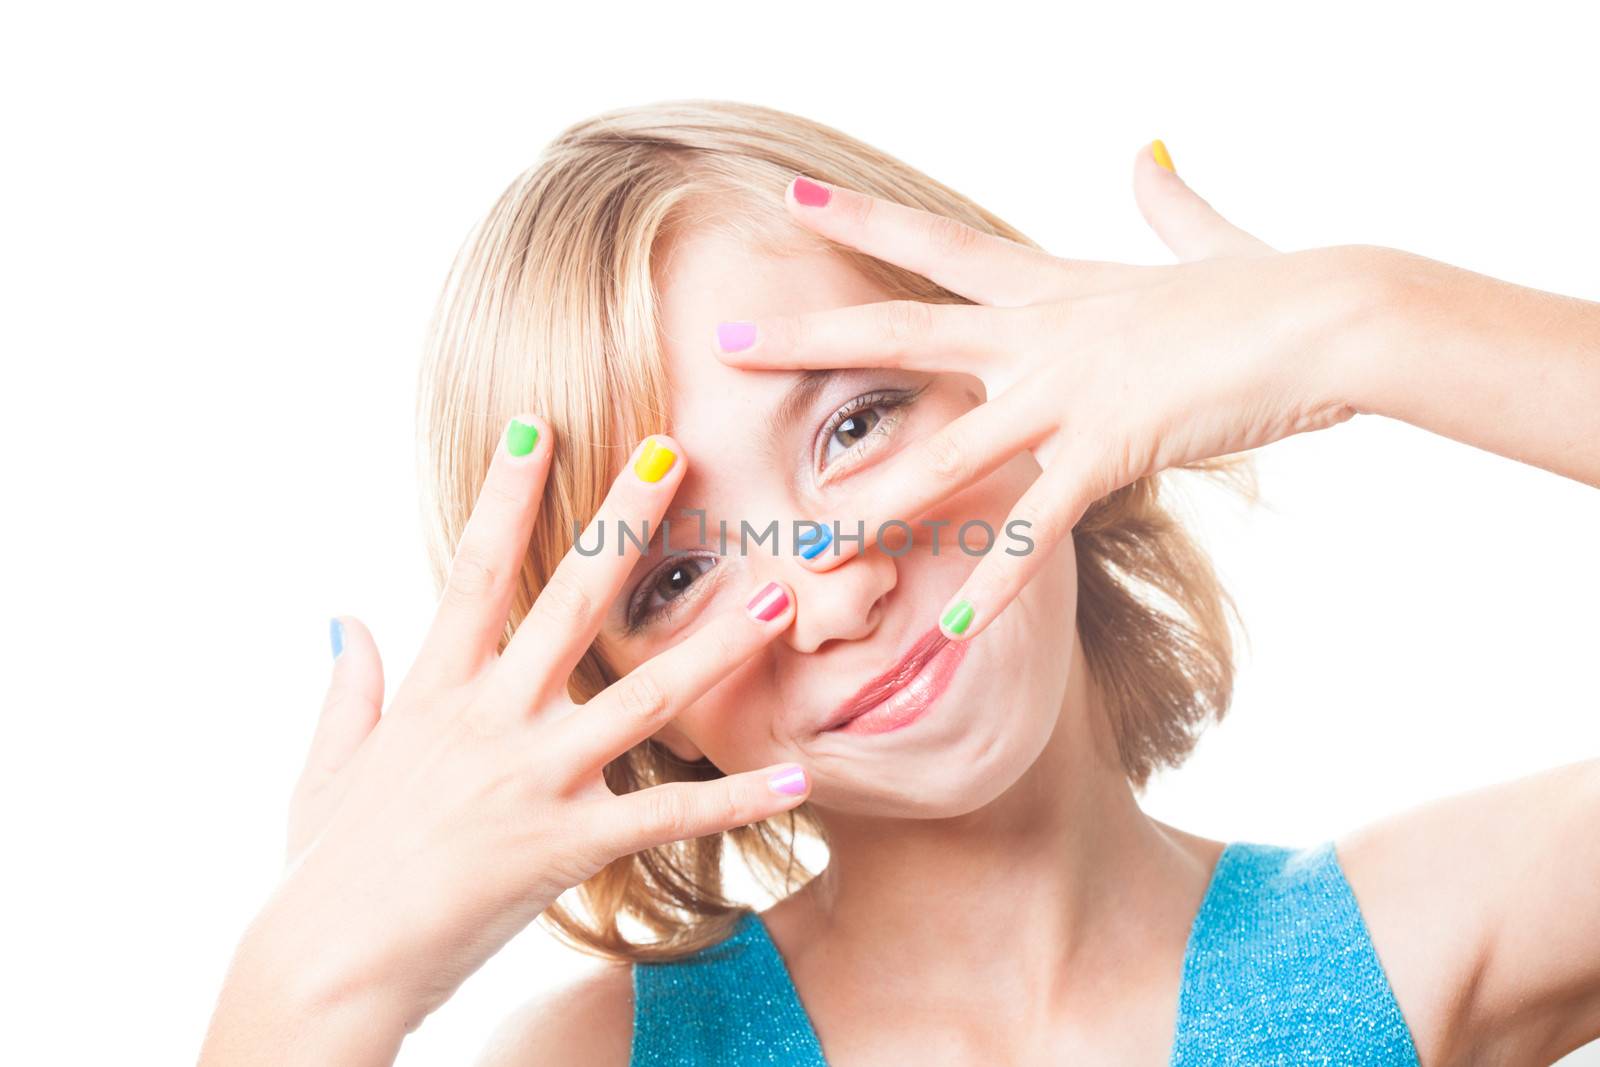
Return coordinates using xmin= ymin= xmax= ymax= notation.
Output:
xmin=416 ymin=99 xmax=1253 ymax=962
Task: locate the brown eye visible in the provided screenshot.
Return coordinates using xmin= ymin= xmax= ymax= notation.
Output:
xmin=822 ymin=406 xmax=884 ymax=465
xmin=653 ymin=559 xmax=706 ymax=604
xmin=626 ymin=554 xmax=719 ymax=631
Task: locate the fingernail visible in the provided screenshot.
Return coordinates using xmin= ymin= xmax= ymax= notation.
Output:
xmin=791 ymin=176 xmax=831 ymax=207
xmin=634 ymin=438 xmax=678 ymax=483
xmin=768 ymin=764 xmax=808 ymax=796
xmin=797 ymin=523 xmax=832 ymax=560
xmin=329 ymin=617 xmax=345 ymax=658
xmin=940 ymin=599 xmax=975 ymax=637
xmin=1151 ymin=139 xmax=1175 ymax=174
xmin=717 ymin=321 xmax=757 ymax=353
xmin=506 ymin=417 xmax=540 ymax=457
xmin=746 ymin=581 xmax=790 ymax=622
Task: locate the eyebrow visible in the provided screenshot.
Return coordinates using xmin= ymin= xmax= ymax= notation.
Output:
xmin=766 ymin=369 xmax=838 ymax=456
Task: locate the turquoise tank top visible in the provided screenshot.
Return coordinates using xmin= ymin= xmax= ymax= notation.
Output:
xmin=630 ymin=840 xmax=1421 ymax=1065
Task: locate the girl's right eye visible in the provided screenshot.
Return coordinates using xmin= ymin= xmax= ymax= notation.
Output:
xmin=624 ymin=553 xmax=721 ymax=634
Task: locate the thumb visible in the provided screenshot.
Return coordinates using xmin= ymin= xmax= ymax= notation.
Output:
xmin=1133 ymin=140 xmax=1275 ymax=261
xmin=303 ymin=615 xmax=384 ymax=784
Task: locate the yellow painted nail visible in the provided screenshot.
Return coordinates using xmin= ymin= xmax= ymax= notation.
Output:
xmin=1151 ymin=139 xmax=1175 ymax=174
xmin=633 ymin=438 xmax=678 ymax=483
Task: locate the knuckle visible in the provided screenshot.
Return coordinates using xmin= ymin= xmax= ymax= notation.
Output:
xmin=537 ymin=569 xmax=594 ymax=625
xmin=921 ymin=429 xmax=971 ymax=487
xmin=645 ymin=787 xmax=698 ymax=842
xmin=881 ymin=299 xmax=932 ymax=348
xmin=927 ymin=211 xmax=981 ymax=256
xmin=1009 ymin=494 xmax=1066 ymax=549
xmin=445 ymin=548 xmax=498 ymax=600
xmin=718 ymin=781 xmax=751 ymax=831
xmin=845 ymin=189 xmax=878 ymax=232
xmin=615 ymin=667 xmax=671 ymax=726
xmin=482 ymin=470 xmax=529 ymax=513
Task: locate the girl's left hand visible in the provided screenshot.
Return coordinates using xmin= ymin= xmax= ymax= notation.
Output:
xmin=713 ymin=146 xmax=1394 ymax=642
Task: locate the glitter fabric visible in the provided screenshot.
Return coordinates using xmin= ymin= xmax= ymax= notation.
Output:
xmin=631 ymin=840 xmax=1420 ymax=1065
xmin=1169 ymin=840 xmax=1420 ymax=1065
xmin=632 ymin=909 xmax=827 ymax=1065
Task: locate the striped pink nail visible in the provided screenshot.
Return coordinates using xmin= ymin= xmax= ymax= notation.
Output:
xmin=746 ymin=581 xmax=789 ymax=622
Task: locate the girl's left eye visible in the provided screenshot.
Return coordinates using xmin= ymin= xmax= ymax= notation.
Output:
xmin=818 ymin=386 xmax=926 ymax=473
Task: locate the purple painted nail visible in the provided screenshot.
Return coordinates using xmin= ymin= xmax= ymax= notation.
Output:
xmin=768 ymin=765 xmax=808 ymax=796
xmin=717 ymin=321 xmax=757 ymax=353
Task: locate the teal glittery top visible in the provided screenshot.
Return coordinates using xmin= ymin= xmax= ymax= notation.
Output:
xmin=630 ymin=840 xmax=1421 ymax=1065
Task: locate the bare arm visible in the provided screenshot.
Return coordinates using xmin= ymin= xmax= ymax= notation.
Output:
xmin=1348 ymin=249 xmax=1600 ymax=488
xmin=1340 ymin=757 xmax=1600 ymax=1064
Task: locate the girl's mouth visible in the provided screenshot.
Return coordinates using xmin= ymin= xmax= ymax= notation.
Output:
xmin=820 ymin=625 xmax=972 ymax=736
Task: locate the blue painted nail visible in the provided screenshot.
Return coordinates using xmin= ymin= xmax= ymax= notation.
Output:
xmin=329 ymin=617 xmax=345 ymax=659
xmin=798 ymin=523 xmax=833 ymax=560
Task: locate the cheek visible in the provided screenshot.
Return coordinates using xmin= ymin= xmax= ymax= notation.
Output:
xmin=664 ymin=661 xmax=781 ymax=768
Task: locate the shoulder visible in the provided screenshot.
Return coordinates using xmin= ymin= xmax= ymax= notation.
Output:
xmin=1335 ymin=757 xmax=1600 ymax=1064
xmin=475 ymin=960 xmax=634 ymax=1067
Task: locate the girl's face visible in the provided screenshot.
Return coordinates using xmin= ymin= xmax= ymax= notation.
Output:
xmin=594 ymin=227 xmax=1079 ymax=819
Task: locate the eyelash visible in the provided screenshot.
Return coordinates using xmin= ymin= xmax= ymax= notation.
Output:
xmin=812 ymin=386 xmax=923 ymax=478
xmin=623 ymin=552 xmax=722 ymax=636
xmin=623 ymin=384 xmax=929 ymax=633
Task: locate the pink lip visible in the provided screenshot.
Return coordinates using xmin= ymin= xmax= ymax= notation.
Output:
xmin=820 ymin=625 xmax=972 ymax=736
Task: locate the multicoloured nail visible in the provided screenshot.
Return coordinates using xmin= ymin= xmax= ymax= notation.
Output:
xmin=797 ymin=523 xmax=832 ymax=560
xmin=506 ymin=418 xmax=540 ymax=457
xmin=717 ymin=321 xmax=757 ymax=353
xmin=746 ymin=581 xmax=790 ymax=622
xmin=634 ymin=438 xmax=678 ymax=483
xmin=940 ymin=599 xmax=975 ymax=636
xmin=768 ymin=764 xmax=808 ymax=796
xmin=1151 ymin=139 xmax=1175 ymax=174
xmin=792 ymin=176 xmax=831 ymax=207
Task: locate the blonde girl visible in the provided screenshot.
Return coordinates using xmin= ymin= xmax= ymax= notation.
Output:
xmin=200 ymin=101 xmax=1600 ymax=1065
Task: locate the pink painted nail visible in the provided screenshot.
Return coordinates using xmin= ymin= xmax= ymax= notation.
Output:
xmin=717 ymin=321 xmax=757 ymax=353
xmin=792 ymin=176 xmax=831 ymax=207
xmin=746 ymin=581 xmax=790 ymax=622
xmin=768 ymin=764 xmax=808 ymax=796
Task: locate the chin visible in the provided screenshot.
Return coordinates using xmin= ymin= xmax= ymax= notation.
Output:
xmin=802 ymin=593 xmax=1074 ymax=821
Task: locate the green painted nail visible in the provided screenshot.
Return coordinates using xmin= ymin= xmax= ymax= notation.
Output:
xmin=506 ymin=419 xmax=539 ymax=457
xmin=940 ymin=599 xmax=974 ymax=636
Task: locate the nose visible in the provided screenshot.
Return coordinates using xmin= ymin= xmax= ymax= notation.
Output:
xmin=778 ymin=541 xmax=899 ymax=654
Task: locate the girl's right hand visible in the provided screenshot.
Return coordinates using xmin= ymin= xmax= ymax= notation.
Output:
xmin=202 ymin=418 xmax=808 ymax=1062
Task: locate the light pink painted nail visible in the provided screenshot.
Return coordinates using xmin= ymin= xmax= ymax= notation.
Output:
xmin=768 ymin=765 xmax=808 ymax=796
xmin=746 ymin=581 xmax=789 ymax=622
xmin=792 ymin=176 xmax=831 ymax=207
xmin=717 ymin=321 xmax=757 ymax=353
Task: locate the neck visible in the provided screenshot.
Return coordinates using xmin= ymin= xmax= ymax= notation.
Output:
xmin=780 ymin=629 xmax=1222 ymax=1020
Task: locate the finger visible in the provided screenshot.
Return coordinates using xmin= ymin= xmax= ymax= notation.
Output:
xmin=547 ymin=580 xmax=797 ymax=785
xmin=1132 ymin=141 xmax=1276 ymax=261
xmin=936 ymin=445 xmax=1110 ymax=643
xmin=596 ymin=762 xmax=812 ymax=859
xmin=714 ymin=299 xmax=1020 ymax=372
xmin=781 ymin=174 xmax=1063 ymax=307
xmin=491 ymin=434 xmax=686 ymax=708
xmin=419 ymin=415 xmax=553 ymax=686
xmin=302 ymin=615 xmax=385 ymax=784
xmin=791 ymin=384 xmax=1052 ymax=574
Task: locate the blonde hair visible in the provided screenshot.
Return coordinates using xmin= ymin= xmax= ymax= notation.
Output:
xmin=416 ymin=99 xmax=1254 ymax=962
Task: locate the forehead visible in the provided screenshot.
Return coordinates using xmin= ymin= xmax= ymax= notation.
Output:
xmin=654 ymin=228 xmax=884 ymax=425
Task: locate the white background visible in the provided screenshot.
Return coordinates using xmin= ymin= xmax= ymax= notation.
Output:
xmin=3 ymin=2 xmax=1597 ymax=1063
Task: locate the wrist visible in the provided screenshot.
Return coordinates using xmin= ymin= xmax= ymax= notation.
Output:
xmin=1311 ymin=243 xmax=1442 ymax=419
xmin=199 ymin=897 xmax=417 ymax=1066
